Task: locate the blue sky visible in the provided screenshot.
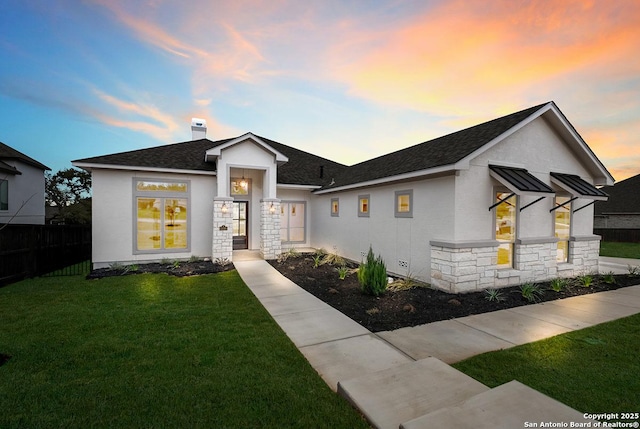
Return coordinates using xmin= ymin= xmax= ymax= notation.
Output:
xmin=1 ymin=0 xmax=639 ymax=181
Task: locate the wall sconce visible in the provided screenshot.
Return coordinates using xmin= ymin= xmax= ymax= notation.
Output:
xmin=240 ymin=169 xmax=248 ymax=190
xmin=221 ymin=202 xmax=228 ymax=213
xmin=269 ymin=202 xmax=276 ymax=214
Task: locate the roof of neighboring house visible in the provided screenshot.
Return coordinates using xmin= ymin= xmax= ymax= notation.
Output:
xmin=0 ymin=142 xmax=50 ymax=172
xmin=594 ymin=173 xmax=640 ymax=214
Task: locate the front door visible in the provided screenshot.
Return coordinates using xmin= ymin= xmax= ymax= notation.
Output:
xmin=232 ymin=201 xmax=248 ymax=250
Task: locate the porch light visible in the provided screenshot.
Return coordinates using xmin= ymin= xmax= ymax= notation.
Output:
xmin=269 ymin=202 xmax=276 ymax=214
xmin=221 ymin=202 xmax=228 ymax=213
xmin=240 ymin=169 xmax=248 ymax=190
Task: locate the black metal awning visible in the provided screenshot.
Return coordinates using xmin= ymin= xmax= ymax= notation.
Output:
xmin=489 ymin=165 xmax=554 ymax=196
xmin=550 ymin=172 xmax=608 ymax=201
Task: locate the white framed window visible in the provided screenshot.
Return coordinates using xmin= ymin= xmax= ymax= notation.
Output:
xmin=331 ymin=198 xmax=339 ymax=217
xmin=358 ymin=194 xmax=370 ymax=217
xmin=494 ymin=191 xmax=517 ymax=268
xmin=133 ymin=179 xmax=190 ymax=253
xmin=395 ymin=190 xmax=413 ymax=218
xmin=280 ymin=201 xmax=306 ymax=243
xmin=554 ymin=196 xmax=572 ymax=263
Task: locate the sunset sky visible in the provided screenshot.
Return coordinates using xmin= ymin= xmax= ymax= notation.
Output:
xmin=1 ymin=0 xmax=639 ymax=181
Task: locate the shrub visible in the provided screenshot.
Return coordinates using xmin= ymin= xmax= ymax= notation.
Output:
xmin=484 ymin=288 xmax=505 ymax=302
xmin=358 ymin=246 xmax=387 ymax=296
xmin=520 ymin=283 xmax=544 ymax=303
xmin=628 ymin=265 xmax=640 ymax=276
xmin=312 ymin=254 xmax=322 ymax=268
xmin=322 ymin=252 xmax=345 ymax=266
xmin=549 ymin=278 xmax=567 ymax=292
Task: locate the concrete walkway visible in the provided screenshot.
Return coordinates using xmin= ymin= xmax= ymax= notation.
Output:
xmin=234 ymin=257 xmax=640 ymax=429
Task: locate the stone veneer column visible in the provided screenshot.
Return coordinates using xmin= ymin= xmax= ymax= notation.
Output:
xmin=569 ymin=237 xmax=601 ymax=275
xmin=212 ymin=197 xmax=233 ymax=262
xmin=260 ymin=199 xmax=281 ymax=260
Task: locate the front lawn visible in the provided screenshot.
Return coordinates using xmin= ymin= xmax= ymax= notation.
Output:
xmin=453 ymin=313 xmax=640 ymax=413
xmin=600 ymin=241 xmax=640 ymax=259
xmin=0 ymin=272 xmax=368 ymax=428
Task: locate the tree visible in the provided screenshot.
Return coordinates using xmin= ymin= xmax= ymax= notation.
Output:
xmin=45 ymin=168 xmax=92 ymax=224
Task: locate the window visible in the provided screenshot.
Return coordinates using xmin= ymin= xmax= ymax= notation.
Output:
xmin=358 ymin=195 xmax=370 ymax=217
xmin=395 ymin=190 xmax=413 ymax=218
xmin=494 ymin=191 xmax=517 ymax=268
xmin=0 ymin=180 xmax=7 ymax=210
xmin=134 ymin=180 xmax=189 ymax=253
xmin=331 ymin=198 xmax=339 ymax=217
xmin=231 ymin=178 xmax=249 ymax=195
xmin=280 ymin=201 xmax=306 ymax=243
xmin=554 ymin=196 xmax=572 ymax=263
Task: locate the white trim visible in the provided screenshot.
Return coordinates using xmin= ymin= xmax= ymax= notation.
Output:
xmin=204 ymin=132 xmax=289 ymax=164
xmin=313 ymin=165 xmax=456 ymax=194
xmin=277 ymin=183 xmax=322 ymax=190
xmin=72 ymin=162 xmax=217 ymax=176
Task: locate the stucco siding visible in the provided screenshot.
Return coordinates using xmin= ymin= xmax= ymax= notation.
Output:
xmin=0 ymin=161 xmax=45 ymax=224
xmin=310 ymin=175 xmax=455 ymax=282
xmin=91 ymin=169 xmax=216 ymax=268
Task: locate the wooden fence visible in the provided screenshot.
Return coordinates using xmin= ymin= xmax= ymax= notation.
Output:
xmin=594 ymin=228 xmax=640 ymax=243
xmin=0 ymin=224 xmax=91 ymax=286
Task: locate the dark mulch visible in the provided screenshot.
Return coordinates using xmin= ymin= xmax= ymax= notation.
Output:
xmin=87 ymin=260 xmax=235 ymax=279
xmin=268 ymin=255 xmax=640 ymax=332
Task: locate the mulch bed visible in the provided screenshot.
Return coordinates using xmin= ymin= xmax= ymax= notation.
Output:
xmin=87 ymin=260 xmax=235 ymax=279
xmin=268 ymin=254 xmax=640 ymax=332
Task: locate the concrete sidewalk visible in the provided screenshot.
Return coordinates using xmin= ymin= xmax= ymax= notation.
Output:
xmin=234 ymin=258 xmax=640 ymax=429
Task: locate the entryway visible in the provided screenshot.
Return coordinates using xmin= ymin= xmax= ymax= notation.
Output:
xmin=232 ymin=201 xmax=248 ymax=250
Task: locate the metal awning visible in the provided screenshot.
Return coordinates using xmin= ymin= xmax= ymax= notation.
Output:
xmin=550 ymin=172 xmax=608 ymax=201
xmin=489 ymin=165 xmax=555 ymax=197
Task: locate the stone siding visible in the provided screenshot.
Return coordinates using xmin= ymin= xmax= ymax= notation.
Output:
xmin=260 ymin=199 xmax=281 ymax=260
xmin=212 ymin=198 xmax=233 ymax=261
xmin=430 ymin=237 xmax=601 ymax=293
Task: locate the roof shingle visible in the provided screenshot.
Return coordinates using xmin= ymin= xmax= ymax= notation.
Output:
xmin=0 ymin=142 xmax=50 ymax=171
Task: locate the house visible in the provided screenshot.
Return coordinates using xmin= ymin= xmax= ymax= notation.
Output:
xmin=72 ymin=102 xmax=613 ymax=293
xmin=0 ymin=142 xmax=50 ymax=225
xmin=594 ymin=173 xmax=640 ymax=231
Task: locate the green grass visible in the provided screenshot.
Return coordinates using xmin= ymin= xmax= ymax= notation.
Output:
xmin=453 ymin=313 xmax=640 ymax=413
xmin=599 ymin=241 xmax=640 ymax=259
xmin=0 ymin=272 xmax=368 ymax=428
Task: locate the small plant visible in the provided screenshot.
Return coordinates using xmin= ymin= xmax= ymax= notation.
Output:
xmin=628 ymin=265 xmax=640 ymax=276
xmin=358 ymin=246 xmax=387 ymax=297
xmin=312 ymin=254 xmax=322 ymax=268
xmin=172 ymin=260 xmax=181 ymax=269
xmin=549 ymin=278 xmax=567 ymax=292
xmin=286 ymin=248 xmax=300 ymax=259
xmin=160 ymin=257 xmax=172 ymax=265
xmin=314 ymin=248 xmax=327 ymax=257
xmin=214 ymin=257 xmax=230 ymax=268
xmin=189 ymin=255 xmax=202 ymax=263
xmin=601 ymin=271 xmax=616 ymax=285
xmin=484 ymin=288 xmax=506 ymax=302
xmin=109 ymin=262 xmax=124 ymax=271
xmin=322 ymin=252 xmax=345 ymax=266
xmin=520 ymin=283 xmax=544 ymax=303
xmin=337 ymin=265 xmax=349 ymax=280
xmin=577 ymin=274 xmax=593 ymax=288
xmin=365 ymin=307 xmax=380 ymax=315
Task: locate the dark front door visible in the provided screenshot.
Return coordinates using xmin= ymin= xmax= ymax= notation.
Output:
xmin=232 ymin=201 xmax=248 ymax=250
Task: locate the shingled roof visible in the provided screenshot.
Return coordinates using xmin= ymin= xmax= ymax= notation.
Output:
xmin=73 ymin=135 xmax=349 ymax=187
xmin=74 ymin=102 xmax=579 ymax=191
xmin=0 ymin=141 xmax=50 ymax=172
xmin=322 ymin=103 xmax=549 ymax=190
xmin=594 ymin=173 xmax=640 ymax=214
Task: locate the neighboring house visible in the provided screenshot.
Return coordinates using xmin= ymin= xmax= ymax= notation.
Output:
xmin=0 ymin=142 xmax=50 ymax=225
xmin=594 ymin=173 xmax=640 ymax=230
xmin=73 ymin=102 xmax=613 ymax=293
